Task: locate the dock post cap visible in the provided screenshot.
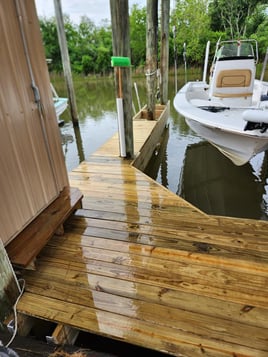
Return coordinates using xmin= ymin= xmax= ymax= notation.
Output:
xmin=111 ymin=56 xmax=131 ymax=67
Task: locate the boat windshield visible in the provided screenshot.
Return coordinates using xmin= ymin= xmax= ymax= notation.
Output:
xmin=216 ymin=40 xmax=257 ymax=61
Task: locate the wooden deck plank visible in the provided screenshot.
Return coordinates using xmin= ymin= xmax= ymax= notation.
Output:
xmin=18 ymin=294 xmax=267 ymax=357
xmin=35 ymin=246 xmax=268 ymax=308
xmin=74 ymin=205 xmax=268 ymax=235
xmin=65 ymin=215 xmax=268 ymax=254
xmin=15 ymin=107 xmax=268 ymax=356
xmin=20 ymin=278 xmax=268 ymax=352
xmin=46 ymin=232 xmax=268 ymax=274
xmin=23 ymin=273 xmax=268 ymax=329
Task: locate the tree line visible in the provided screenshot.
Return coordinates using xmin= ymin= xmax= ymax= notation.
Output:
xmin=39 ymin=0 xmax=268 ymax=75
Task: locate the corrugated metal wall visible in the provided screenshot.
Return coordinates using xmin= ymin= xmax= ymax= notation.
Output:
xmin=0 ymin=0 xmax=69 ymax=245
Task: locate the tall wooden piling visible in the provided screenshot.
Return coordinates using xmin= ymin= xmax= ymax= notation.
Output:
xmin=54 ymin=0 xmax=79 ymax=126
xmin=160 ymin=0 xmax=170 ymax=105
xmin=146 ymin=0 xmax=158 ymax=120
xmin=110 ymin=0 xmax=134 ymax=158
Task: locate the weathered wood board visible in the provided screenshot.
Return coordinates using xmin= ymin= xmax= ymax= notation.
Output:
xmin=0 ymin=239 xmax=20 ymax=324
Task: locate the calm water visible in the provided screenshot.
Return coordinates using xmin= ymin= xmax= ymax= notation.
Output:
xmin=54 ymin=75 xmax=268 ymax=221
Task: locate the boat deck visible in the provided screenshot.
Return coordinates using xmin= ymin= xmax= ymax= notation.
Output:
xmin=16 ymin=111 xmax=268 ymax=356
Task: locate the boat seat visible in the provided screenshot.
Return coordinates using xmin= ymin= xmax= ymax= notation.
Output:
xmin=216 ymin=69 xmax=252 ymax=88
xmin=212 ymin=69 xmax=253 ymax=99
xmin=212 ymin=91 xmax=253 ymax=98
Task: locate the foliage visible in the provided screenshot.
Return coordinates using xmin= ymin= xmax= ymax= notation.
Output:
xmin=39 ymin=0 xmax=268 ymax=74
xmin=39 ymin=14 xmax=112 ymax=75
xmin=208 ymin=0 xmax=267 ymax=39
xmin=171 ymin=0 xmax=211 ymax=65
xmin=251 ymin=16 xmax=268 ymax=58
xmin=39 ymin=16 xmax=62 ymax=72
xmin=129 ymin=5 xmax=147 ymax=67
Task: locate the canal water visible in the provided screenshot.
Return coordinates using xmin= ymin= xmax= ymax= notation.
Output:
xmin=55 ymin=75 xmax=268 ymax=221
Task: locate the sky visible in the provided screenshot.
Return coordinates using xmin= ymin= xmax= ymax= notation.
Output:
xmin=35 ymin=0 xmax=147 ymax=25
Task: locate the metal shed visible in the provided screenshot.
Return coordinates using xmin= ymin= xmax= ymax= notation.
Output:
xmin=0 ymin=0 xmax=69 ymax=246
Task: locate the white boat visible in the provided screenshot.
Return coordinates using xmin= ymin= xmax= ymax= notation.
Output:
xmin=51 ymin=83 xmax=68 ymax=126
xmin=173 ymin=39 xmax=268 ymax=165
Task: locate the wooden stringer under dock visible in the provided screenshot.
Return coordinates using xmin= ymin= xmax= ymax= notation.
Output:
xmin=15 ymin=105 xmax=268 ymax=356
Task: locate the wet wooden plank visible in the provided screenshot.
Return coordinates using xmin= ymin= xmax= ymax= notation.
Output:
xmin=47 ymin=232 xmax=268 ymax=273
xmin=65 ymin=215 xmax=268 ymax=255
xmin=23 ymin=273 xmax=268 ymax=329
xmin=17 ymin=293 xmax=267 ymax=357
xmin=35 ymin=246 xmax=268 ymax=308
xmin=74 ymin=205 xmax=268 ymax=235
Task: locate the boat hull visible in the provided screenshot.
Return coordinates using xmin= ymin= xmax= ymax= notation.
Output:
xmin=54 ymin=97 xmax=68 ymax=118
xmin=53 ymin=97 xmax=68 ymax=126
xmin=185 ymin=117 xmax=268 ymax=165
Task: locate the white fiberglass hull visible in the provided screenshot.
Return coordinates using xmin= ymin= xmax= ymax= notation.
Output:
xmin=54 ymin=97 xmax=68 ymax=118
xmin=185 ymin=117 xmax=268 ymax=165
xmin=174 ymin=81 xmax=268 ymax=165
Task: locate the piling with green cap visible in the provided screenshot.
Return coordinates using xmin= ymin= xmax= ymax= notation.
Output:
xmin=111 ymin=56 xmax=131 ymax=98
xmin=111 ymin=56 xmax=131 ymax=157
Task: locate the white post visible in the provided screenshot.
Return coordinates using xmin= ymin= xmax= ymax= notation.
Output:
xmin=203 ymin=41 xmax=210 ymax=83
xmin=116 ymin=98 xmax=126 ymax=157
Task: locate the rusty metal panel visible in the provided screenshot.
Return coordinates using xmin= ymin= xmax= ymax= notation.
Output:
xmin=0 ymin=0 xmax=69 ymax=245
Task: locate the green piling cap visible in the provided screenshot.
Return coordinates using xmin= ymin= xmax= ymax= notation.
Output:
xmin=111 ymin=56 xmax=131 ymax=67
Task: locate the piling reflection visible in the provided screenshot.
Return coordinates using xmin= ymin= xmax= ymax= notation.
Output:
xmin=73 ymin=125 xmax=85 ymax=163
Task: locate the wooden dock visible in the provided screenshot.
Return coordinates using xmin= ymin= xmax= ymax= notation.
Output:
xmin=15 ymin=105 xmax=268 ymax=356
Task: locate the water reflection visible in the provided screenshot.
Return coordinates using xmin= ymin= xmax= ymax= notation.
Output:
xmin=144 ymin=126 xmax=169 ymax=188
xmin=55 ymin=75 xmax=268 ymax=220
xmin=178 ymin=141 xmax=267 ymax=219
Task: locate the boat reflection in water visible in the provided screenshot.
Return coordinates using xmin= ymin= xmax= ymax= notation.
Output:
xmin=145 ymin=132 xmax=268 ymax=220
xmin=177 ymin=141 xmax=268 ymax=220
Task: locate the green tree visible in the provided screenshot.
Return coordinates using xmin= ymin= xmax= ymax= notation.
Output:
xmin=38 ymin=2 xmax=268 ymax=75
xmin=94 ymin=25 xmax=113 ymax=75
xmin=129 ymin=4 xmax=147 ymax=67
xmin=251 ymin=12 xmax=268 ymax=59
xmin=76 ymin=16 xmax=112 ymax=75
xmin=171 ymin=0 xmax=211 ymax=65
xmin=209 ymin=0 xmax=267 ymax=39
xmin=39 ymin=16 xmax=62 ymax=72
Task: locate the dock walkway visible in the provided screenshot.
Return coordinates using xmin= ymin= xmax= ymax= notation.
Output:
xmin=17 ymin=109 xmax=268 ymax=356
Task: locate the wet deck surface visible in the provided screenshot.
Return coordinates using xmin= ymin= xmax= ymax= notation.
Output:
xmin=16 ymin=116 xmax=268 ymax=356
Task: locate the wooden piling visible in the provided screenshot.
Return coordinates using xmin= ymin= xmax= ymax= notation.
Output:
xmin=146 ymin=0 xmax=158 ymax=120
xmin=54 ymin=0 xmax=79 ymax=126
xmin=110 ymin=0 xmax=134 ymax=158
xmin=160 ymin=0 xmax=170 ymax=105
